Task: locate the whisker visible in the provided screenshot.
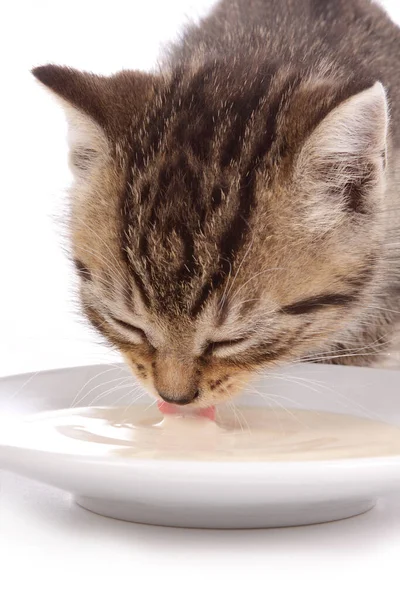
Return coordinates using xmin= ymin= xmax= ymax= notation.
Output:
xmin=4 ymin=370 xmax=42 ymax=403
xmin=230 ymin=400 xmax=251 ymax=432
xmin=72 ymin=375 xmax=133 ymax=409
xmin=295 ymin=334 xmax=388 ymax=363
xmin=230 ymin=402 xmax=245 ymax=433
xmin=88 ymin=382 xmax=141 ymax=407
xmin=248 ymin=385 xmax=307 ymax=427
xmin=140 ymin=398 xmax=159 ymax=415
xmin=70 ymin=365 xmax=130 ymax=408
xmin=246 ymin=383 xmax=290 ymax=433
xmin=296 ymin=350 xmax=383 ymax=363
xmin=120 ymin=391 xmax=148 ymax=417
xmin=365 ymin=305 xmax=400 ymax=316
xmin=259 ymin=371 xmax=385 ymax=420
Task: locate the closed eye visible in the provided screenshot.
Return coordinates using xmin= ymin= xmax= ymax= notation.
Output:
xmin=204 ymin=337 xmax=247 ymax=356
xmin=111 ymin=317 xmax=146 ymax=339
xmin=281 ymin=293 xmax=355 ymax=315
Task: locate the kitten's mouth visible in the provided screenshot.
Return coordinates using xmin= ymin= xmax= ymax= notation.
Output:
xmin=157 ymin=399 xmax=216 ymax=421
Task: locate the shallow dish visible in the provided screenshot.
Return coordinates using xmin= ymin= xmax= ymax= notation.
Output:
xmin=0 ymin=362 xmax=400 ymax=528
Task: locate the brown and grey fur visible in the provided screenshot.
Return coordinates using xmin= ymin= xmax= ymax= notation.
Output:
xmin=33 ymin=0 xmax=400 ymax=407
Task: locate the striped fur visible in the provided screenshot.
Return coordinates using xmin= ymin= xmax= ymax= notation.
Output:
xmin=32 ymin=0 xmax=400 ymax=406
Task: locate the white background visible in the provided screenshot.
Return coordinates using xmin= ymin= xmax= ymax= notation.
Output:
xmin=1 ymin=1 xmax=400 ymax=599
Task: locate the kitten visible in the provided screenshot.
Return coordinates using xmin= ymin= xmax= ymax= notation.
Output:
xmin=33 ymin=0 xmax=400 ymax=408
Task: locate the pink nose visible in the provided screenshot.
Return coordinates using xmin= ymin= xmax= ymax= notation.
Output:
xmin=158 ymin=391 xmax=198 ymax=405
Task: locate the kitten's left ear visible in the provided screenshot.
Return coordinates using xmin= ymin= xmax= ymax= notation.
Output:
xmin=296 ymin=81 xmax=388 ymax=222
xmin=32 ymin=64 xmax=154 ymax=176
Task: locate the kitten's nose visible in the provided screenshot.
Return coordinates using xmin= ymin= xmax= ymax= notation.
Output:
xmin=158 ymin=390 xmax=199 ymax=405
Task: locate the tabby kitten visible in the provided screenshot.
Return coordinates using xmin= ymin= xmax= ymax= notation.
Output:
xmin=33 ymin=0 xmax=400 ymax=407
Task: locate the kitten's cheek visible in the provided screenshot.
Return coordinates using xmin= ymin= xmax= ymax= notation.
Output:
xmin=136 ymin=376 xmax=158 ymax=399
xmin=219 ymin=376 xmax=249 ymax=402
xmin=124 ymin=364 xmax=158 ymax=397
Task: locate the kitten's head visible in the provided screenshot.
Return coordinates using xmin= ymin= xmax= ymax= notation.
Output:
xmin=33 ymin=63 xmax=388 ymax=407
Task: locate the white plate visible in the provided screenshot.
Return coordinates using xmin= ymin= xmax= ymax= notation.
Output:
xmin=1 ymin=362 xmax=400 ymax=529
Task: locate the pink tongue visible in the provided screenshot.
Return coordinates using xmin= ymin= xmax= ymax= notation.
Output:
xmin=157 ymin=400 xmax=215 ymax=421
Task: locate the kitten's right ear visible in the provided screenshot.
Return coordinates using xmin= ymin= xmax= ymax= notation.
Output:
xmin=32 ymin=64 xmax=154 ymax=176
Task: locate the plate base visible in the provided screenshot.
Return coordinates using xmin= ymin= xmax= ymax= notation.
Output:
xmin=75 ymin=496 xmax=376 ymax=529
